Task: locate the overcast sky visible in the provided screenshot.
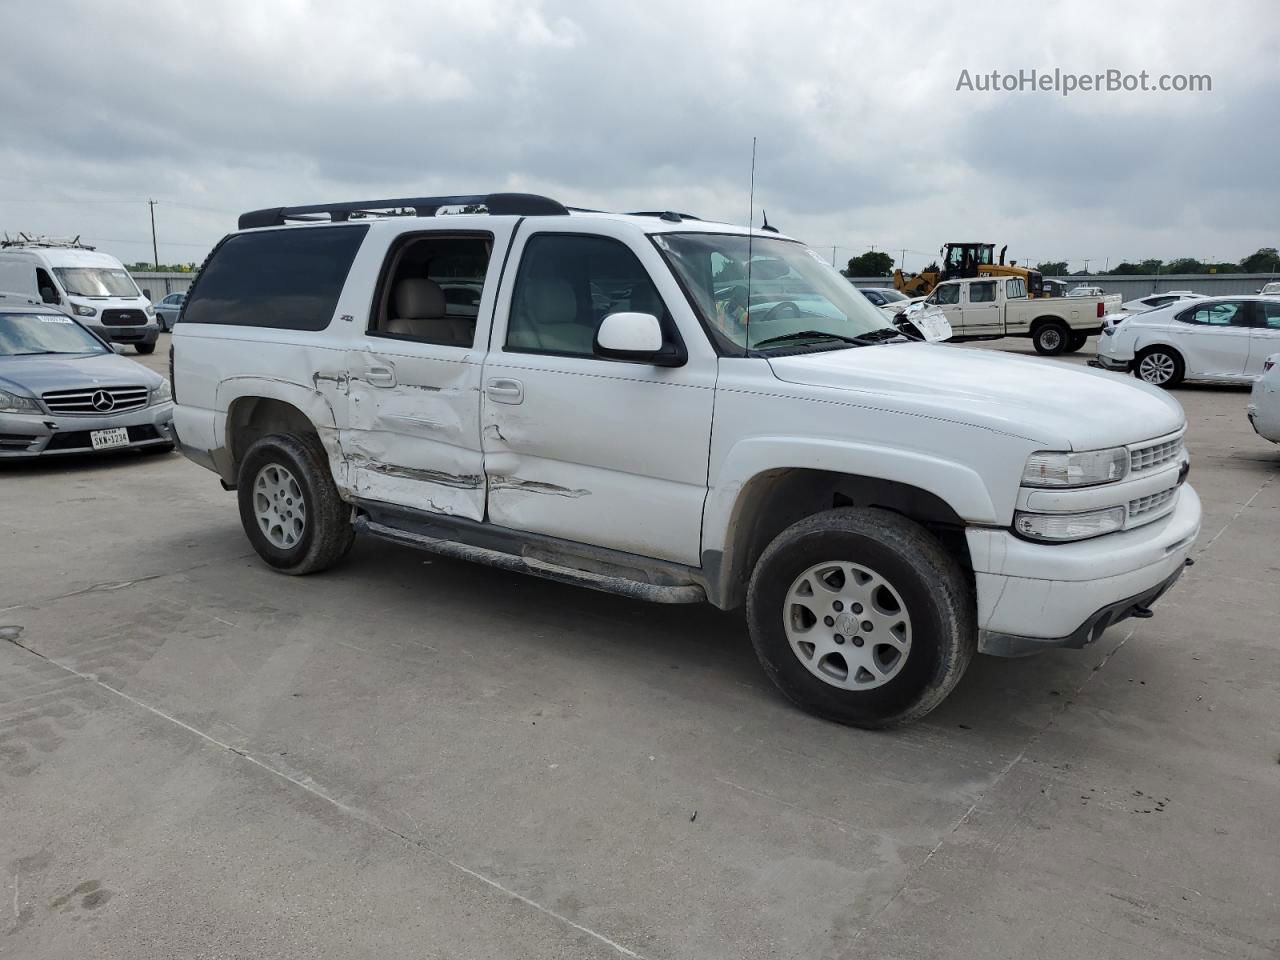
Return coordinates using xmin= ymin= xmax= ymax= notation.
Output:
xmin=1 ymin=0 xmax=1275 ymax=274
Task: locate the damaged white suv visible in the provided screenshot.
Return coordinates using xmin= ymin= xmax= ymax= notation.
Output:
xmin=171 ymin=193 xmax=1200 ymax=728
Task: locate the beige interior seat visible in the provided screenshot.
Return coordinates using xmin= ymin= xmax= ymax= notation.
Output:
xmin=385 ymin=278 xmax=474 ymax=346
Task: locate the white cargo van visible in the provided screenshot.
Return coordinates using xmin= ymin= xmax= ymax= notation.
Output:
xmin=0 ymin=238 xmax=161 ymax=353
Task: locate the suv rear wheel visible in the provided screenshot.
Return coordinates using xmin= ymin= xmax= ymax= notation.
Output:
xmin=746 ymin=508 xmax=976 ymax=729
xmin=237 ymin=434 xmax=355 ymax=575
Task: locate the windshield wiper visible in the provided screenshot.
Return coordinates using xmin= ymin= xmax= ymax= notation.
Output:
xmin=752 ymin=328 xmax=904 ymax=350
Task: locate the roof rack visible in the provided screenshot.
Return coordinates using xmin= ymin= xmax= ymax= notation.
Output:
xmin=627 ymin=211 xmax=702 ymax=222
xmin=238 ymin=192 xmax=570 ymax=230
xmin=1 ymin=232 xmax=96 ymax=250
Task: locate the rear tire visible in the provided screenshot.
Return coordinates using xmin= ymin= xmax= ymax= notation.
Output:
xmin=136 ymin=343 xmax=156 ymax=354
xmin=237 ymin=433 xmax=355 ymax=575
xmin=1064 ymin=331 xmax=1089 ymax=353
xmin=1134 ymin=346 xmax=1184 ymax=388
xmin=746 ymin=508 xmax=976 ymax=729
xmin=1032 ymin=321 xmax=1071 ymax=355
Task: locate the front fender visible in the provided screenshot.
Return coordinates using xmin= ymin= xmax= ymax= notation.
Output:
xmin=703 ymin=434 xmax=1000 ymax=549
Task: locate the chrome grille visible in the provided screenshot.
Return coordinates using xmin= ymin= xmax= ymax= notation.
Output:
xmin=1130 ymin=435 xmax=1183 ymax=473
xmin=1128 ymin=487 xmax=1177 ymax=521
xmin=41 ymin=385 xmax=150 ymax=414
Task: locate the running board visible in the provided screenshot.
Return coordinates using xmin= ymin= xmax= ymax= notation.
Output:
xmin=356 ymin=518 xmax=706 ymax=604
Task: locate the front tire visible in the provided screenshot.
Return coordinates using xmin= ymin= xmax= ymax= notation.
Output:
xmin=746 ymin=508 xmax=976 ymax=729
xmin=1064 ymin=331 xmax=1089 ymax=353
xmin=1134 ymin=346 xmax=1184 ymax=388
xmin=1032 ymin=321 xmax=1070 ymax=355
xmin=237 ymin=434 xmax=355 ymax=575
xmin=136 ymin=343 xmax=156 ymax=355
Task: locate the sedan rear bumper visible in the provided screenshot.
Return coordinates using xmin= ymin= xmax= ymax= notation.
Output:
xmin=0 ymin=402 xmax=174 ymax=459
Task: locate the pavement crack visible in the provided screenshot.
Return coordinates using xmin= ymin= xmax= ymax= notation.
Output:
xmin=1196 ymin=473 xmax=1276 ymax=557
xmin=852 ymin=625 xmax=1138 ymax=944
xmin=0 ymin=630 xmax=649 ymax=960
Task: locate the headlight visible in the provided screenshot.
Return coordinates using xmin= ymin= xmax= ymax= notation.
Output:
xmin=145 ymin=303 xmax=156 ymax=317
xmin=1022 ymin=448 xmax=1129 ymax=488
xmin=1014 ymin=507 xmax=1126 ymax=542
xmin=0 ymin=389 xmax=41 ymax=414
xmin=73 ymin=304 xmax=97 ymax=317
xmin=151 ymin=378 xmax=172 ymax=403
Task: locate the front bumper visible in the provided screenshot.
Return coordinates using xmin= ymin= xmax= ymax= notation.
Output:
xmin=968 ymin=483 xmax=1201 ymax=656
xmin=84 ymin=320 xmax=160 ymax=346
xmin=1090 ymin=353 xmax=1132 ymax=373
xmin=0 ymin=401 xmax=175 ymax=459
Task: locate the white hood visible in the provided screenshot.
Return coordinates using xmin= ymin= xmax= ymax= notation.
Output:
xmin=767 ymin=343 xmax=1185 ymax=450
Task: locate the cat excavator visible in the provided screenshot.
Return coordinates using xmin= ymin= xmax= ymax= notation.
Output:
xmin=893 ymin=243 xmax=1044 ymax=298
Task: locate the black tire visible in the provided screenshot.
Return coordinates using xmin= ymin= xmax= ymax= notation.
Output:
xmin=1134 ymin=346 xmax=1185 ymax=389
xmin=746 ymin=508 xmax=976 ymax=729
xmin=237 ymin=433 xmax=355 ymax=575
xmin=1032 ymin=321 xmax=1070 ymax=355
xmin=1064 ymin=331 xmax=1089 ymax=353
xmin=136 ymin=343 xmax=156 ymax=354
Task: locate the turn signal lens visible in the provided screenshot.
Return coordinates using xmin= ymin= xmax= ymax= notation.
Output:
xmin=1014 ymin=507 xmax=1126 ymax=542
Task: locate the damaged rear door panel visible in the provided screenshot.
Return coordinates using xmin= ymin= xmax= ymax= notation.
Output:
xmin=340 ymin=224 xmax=514 ymax=520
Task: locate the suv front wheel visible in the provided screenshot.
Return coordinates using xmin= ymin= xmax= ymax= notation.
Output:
xmin=237 ymin=433 xmax=355 ymax=575
xmin=746 ymin=508 xmax=975 ymax=729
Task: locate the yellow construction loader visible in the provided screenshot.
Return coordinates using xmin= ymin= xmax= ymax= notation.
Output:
xmin=894 ymin=243 xmax=1044 ymax=298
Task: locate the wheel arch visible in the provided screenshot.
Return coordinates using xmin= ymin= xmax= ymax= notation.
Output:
xmin=216 ymin=377 xmax=340 ymax=487
xmin=703 ymin=443 xmax=995 ymax=609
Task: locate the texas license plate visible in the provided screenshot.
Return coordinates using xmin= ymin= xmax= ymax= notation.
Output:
xmin=90 ymin=427 xmax=130 ymax=450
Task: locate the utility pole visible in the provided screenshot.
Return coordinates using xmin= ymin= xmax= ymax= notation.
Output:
xmin=148 ymin=199 xmax=159 ymax=271
xmin=900 ymin=248 xmax=906 ymax=271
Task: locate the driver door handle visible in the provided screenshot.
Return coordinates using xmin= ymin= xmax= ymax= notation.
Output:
xmin=485 ymin=378 xmax=524 ymax=404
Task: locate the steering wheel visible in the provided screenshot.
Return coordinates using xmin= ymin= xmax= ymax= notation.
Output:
xmin=761 ymin=300 xmax=800 ymax=322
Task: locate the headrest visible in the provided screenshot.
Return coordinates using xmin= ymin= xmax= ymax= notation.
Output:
xmin=525 ymin=278 xmax=577 ymax=325
xmin=394 ymin=278 xmax=446 ymax=319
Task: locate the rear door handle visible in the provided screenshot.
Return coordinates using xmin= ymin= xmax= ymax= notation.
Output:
xmin=485 ymin=378 xmax=524 ymax=404
xmin=366 ymin=365 xmax=396 ymax=388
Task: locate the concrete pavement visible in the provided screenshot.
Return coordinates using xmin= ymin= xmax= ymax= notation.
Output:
xmin=2 ymin=335 xmax=1277 ymax=958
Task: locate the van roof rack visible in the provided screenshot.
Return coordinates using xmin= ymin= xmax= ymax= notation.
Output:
xmin=238 ymin=193 xmax=570 ymax=230
xmin=1 ymin=233 xmax=96 ymax=250
xmin=627 ymin=211 xmax=702 ymax=222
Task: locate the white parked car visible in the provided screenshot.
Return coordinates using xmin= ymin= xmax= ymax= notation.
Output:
xmin=1095 ymin=296 xmax=1280 ymax=387
xmin=1257 ymin=281 xmax=1280 ymax=297
xmin=172 ymin=192 xmax=1200 ymax=729
xmin=1248 ymin=354 xmax=1280 ymax=443
xmin=1119 ymin=291 xmax=1205 ymax=314
xmin=1068 ymin=286 xmax=1104 ymax=297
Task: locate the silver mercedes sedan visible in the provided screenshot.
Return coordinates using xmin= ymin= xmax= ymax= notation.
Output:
xmin=0 ymin=305 xmax=175 ymax=459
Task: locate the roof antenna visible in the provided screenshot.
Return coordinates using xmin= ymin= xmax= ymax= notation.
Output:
xmin=760 ymin=209 xmax=778 ymax=233
xmin=744 ymin=136 xmax=756 ymax=357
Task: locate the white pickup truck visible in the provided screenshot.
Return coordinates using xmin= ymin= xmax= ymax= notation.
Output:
xmin=171 ymin=193 xmax=1200 ymax=729
xmin=918 ymin=275 xmax=1119 ymax=355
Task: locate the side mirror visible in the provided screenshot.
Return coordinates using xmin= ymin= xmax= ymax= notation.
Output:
xmin=594 ymin=312 xmax=681 ymax=365
xmin=40 ymin=287 xmax=59 ymax=305
xmin=142 ymin=288 xmax=152 ymax=300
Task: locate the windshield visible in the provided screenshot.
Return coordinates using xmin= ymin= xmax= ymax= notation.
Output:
xmin=876 ymin=288 xmax=908 ymax=303
xmin=654 ymin=233 xmax=895 ymax=353
xmin=0 ymin=313 xmax=107 ymax=356
xmin=52 ymin=266 xmax=140 ymax=298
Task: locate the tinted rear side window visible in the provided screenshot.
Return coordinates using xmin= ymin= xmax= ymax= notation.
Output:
xmin=184 ymin=225 xmax=368 ymax=330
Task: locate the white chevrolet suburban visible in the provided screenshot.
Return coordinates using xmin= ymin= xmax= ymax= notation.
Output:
xmin=919 ymin=275 xmax=1120 ymax=355
xmin=171 ymin=193 xmax=1200 ymax=728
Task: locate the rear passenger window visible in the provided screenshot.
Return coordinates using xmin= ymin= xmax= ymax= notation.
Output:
xmin=184 ymin=225 xmax=368 ymax=331
xmin=1179 ymin=302 xmax=1248 ymax=327
xmin=372 ymin=233 xmax=492 ymax=347
xmin=969 ymin=281 xmax=996 ymax=303
xmin=506 ymin=234 xmax=670 ymax=358
xmin=1262 ymin=301 xmax=1280 ymax=330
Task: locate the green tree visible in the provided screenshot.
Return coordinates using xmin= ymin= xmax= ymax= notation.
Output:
xmin=1139 ymin=259 xmax=1164 ymax=275
xmin=845 ymin=250 xmax=895 ymax=277
xmin=921 ymin=260 xmax=940 ymax=274
xmin=1034 ymin=261 xmax=1069 ymax=276
xmin=1240 ymin=247 xmax=1280 ymax=273
xmin=1109 ymin=262 xmax=1142 ymax=274
xmin=1166 ymin=257 xmax=1205 ymax=274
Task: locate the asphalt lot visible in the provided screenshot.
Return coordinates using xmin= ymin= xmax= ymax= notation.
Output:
xmin=2 ymin=333 xmax=1277 ymax=959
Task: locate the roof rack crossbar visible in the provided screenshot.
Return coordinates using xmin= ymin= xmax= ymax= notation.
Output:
xmin=237 ymin=192 xmax=569 ymax=230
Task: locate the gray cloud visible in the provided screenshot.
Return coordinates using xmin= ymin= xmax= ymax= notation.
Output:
xmin=0 ymin=0 xmax=1275 ymax=272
